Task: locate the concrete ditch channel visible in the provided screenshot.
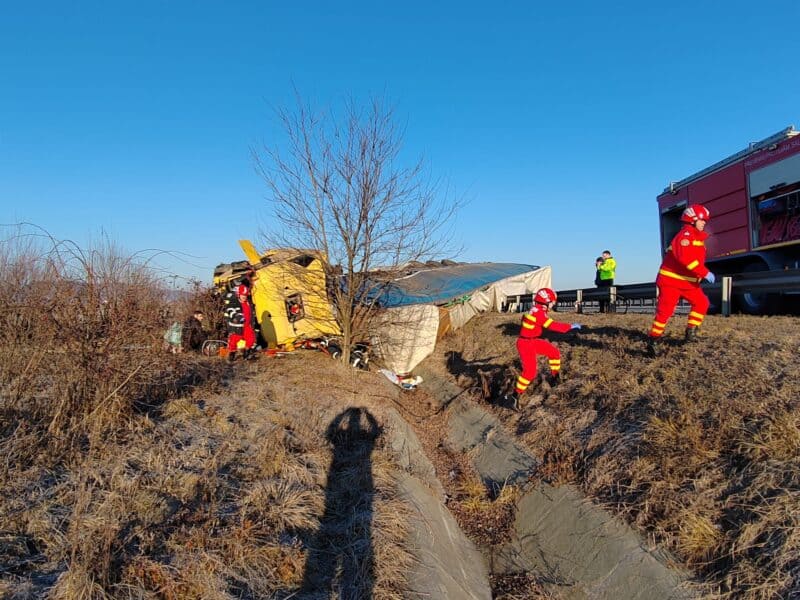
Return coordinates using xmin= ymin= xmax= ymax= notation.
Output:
xmin=383 ymin=366 xmax=694 ymax=599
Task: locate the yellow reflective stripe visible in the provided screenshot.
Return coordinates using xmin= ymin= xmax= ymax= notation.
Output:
xmin=688 ymin=318 xmax=703 ymax=326
xmin=549 ymin=359 xmax=561 ymax=365
xmin=550 ymin=365 xmax=561 ymax=372
xmin=653 ymin=320 xmax=666 ymax=328
xmin=687 ymin=260 xmax=699 ymax=270
xmin=689 ymin=311 xmax=704 ymax=319
xmin=543 ymin=318 xmax=553 ymax=328
xmin=518 ymin=375 xmax=531 ymax=385
xmin=692 ymin=241 xmax=705 ymax=246
xmin=521 ymin=321 xmax=535 ymax=329
xmin=659 ymin=268 xmax=701 ymax=282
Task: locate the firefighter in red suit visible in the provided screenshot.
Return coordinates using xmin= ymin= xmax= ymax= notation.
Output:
xmin=224 ymin=284 xmax=257 ymax=361
xmin=504 ymin=288 xmax=582 ymax=411
xmin=647 ymin=204 xmax=715 ymax=357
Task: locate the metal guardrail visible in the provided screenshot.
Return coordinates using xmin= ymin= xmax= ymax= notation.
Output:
xmin=728 ymin=269 xmax=800 ymax=293
xmin=505 ymin=268 xmax=800 ymax=316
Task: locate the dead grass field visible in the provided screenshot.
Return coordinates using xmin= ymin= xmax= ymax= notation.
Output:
xmin=1 ymin=353 xmax=414 ymax=599
xmin=427 ymin=309 xmax=800 ymax=599
xmin=0 ymin=235 xmax=412 ymax=599
xmin=3 ymin=233 xmax=798 ymax=599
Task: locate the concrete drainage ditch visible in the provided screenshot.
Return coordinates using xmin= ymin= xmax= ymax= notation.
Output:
xmin=384 ymin=367 xmax=694 ymax=599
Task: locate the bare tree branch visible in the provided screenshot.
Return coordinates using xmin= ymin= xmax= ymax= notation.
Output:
xmin=254 ymin=95 xmax=462 ymax=363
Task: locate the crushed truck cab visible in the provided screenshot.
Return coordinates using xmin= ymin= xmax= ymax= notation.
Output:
xmin=213 ymin=241 xmax=341 ymax=349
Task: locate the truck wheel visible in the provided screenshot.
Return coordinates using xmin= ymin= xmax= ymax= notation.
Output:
xmin=734 ymin=261 xmax=776 ymax=315
xmin=326 ymin=343 xmax=342 ymax=360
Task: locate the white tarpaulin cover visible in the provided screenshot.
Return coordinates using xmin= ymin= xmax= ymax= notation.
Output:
xmin=369 ymin=304 xmax=440 ymax=375
xmin=448 ymin=266 xmax=551 ymax=329
xmin=370 ymin=265 xmax=552 ymax=374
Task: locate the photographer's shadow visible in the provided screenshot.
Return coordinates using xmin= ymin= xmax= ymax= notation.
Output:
xmin=300 ymin=407 xmax=380 ymax=598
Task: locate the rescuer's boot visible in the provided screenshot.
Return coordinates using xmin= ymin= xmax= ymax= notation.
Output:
xmin=503 ymin=391 xmax=520 ymax=412
xmin=227 ymin=350 xmax=237 ymax=363
xmin=684 ymin=327 xmax=699 ymax=343
xmin=547 ymin=372 xmax=560 ymax=387
xmin=646 ymin=336 xmax=660 ymax=358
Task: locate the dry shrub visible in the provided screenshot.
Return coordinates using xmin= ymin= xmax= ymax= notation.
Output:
xmin=736 ymin=412 xmax=800 ymax=462
xmin=0 ymin=227 xmax=224 ymax=598
xmin=50 ymin=564 xmax=110 ymax=600
xmin=720 ymin=461 xmax=800 ymax=598
xmin=495 ymin=482 xmax=520 ymax=506
xmin=643 ymin=410 xmax=720 ymax=474
xmin=0 ymin=228 xmax=197 ymax=458
xmin=241 ymin=478 xmax=322 ymax=532
xmin=458 ymin=474 xmax=492 ymax=512
xmin=676 ymin=510 xmax=723 ymax=565
xmin=371 ymin=496 xmax=414 ymax=600
xmin=122 ymin=555 xmax=231 ymax=600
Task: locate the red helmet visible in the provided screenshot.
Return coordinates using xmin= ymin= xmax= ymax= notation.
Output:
xmin=236 ymin=284 xmax=250 ymax=297
xmin=535 ymin=288 xmax=557 ymax=305
xmin=681 ymin=204 xmax=710 ymax=224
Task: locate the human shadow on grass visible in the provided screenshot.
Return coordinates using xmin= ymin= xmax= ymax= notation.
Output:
xmin=445 ymin=350 xmax=517 ymax=409
xmin=300 ymin=407 xmax=380 ymax=599
xmin=529 ymin=324 xmax=682 ymax=357
xmin=497 ymin=321 xmax=521 ymax=337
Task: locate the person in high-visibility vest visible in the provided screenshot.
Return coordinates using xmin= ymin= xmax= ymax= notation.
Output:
xmin=503 ymin=288 xmax=582 ymax=411
xmin=647 ymin=204 xmax=715 ymax=357
xmin=596 ymin=250 xmax=616 ymax=312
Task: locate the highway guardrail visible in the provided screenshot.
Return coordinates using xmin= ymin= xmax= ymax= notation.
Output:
xmin=503 ymin=268 xmax=800 ymax=316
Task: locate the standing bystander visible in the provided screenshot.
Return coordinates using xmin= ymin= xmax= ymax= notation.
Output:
xmin=597 ymin=250 xmax=616 ymax=313
xmin=594 ymin=256 xmax=604 ymax=287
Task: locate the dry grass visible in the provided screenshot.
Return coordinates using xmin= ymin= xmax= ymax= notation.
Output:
xmin=430 ymin=309 xmax=800 ymax=599
xmin=458 ymin=474 xmax=493 ymax=512
xmin=0 ymin=230 xmax=413 ymax=599
xmin=490 ymin=572 xmax=556 ymax=600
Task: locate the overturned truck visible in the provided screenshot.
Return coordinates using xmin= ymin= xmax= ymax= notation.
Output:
xmin=214 ymin=240 xmax=552 ymax=375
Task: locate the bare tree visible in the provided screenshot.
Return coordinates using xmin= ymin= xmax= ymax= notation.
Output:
xmin=254 ymin=96 xmax=461 ymax=364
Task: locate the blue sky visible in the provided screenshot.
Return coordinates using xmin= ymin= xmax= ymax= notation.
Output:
xmin=1 ymin=1 xmax=798 ymax=290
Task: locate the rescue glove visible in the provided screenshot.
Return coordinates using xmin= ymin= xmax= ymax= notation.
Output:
xmin=570 ymin=323 xmax=582 ymax=330
xmin=704 ymin=272 xmax=716 ymax=284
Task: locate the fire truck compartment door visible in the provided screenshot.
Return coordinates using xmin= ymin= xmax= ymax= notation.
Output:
xmin=749 ymin=152 xmax=800 ymax=197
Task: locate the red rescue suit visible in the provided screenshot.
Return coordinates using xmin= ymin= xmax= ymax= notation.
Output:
xmin=514 ymin=305 xmax=571 ymax=395
xmin=224 ymin=291 xmax=257 ymax=352
xmin=649 ymin=225 xmax=710 ymax=338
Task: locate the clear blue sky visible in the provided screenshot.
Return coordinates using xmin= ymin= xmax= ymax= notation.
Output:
xmin=2 ymin=1 xmax=798 ymax=290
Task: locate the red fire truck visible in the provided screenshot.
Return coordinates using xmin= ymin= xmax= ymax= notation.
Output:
xmin=657 ymin=126 xmax=800 ymax=313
